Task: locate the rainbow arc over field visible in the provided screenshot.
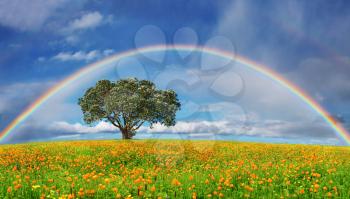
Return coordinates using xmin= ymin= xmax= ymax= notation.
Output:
xmin=1 ymin=45 xmax=350 ymax=144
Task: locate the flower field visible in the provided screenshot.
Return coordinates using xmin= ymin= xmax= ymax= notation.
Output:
xmin=0 ymin=140 xmax=349 ymax=198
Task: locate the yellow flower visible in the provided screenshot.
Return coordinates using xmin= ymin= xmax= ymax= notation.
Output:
xmin=32 ymin=185 xmax=41 ymax=189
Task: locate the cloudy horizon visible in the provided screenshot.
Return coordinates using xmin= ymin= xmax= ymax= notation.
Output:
xmin=1 ymin=0 xmax=350 ymax=145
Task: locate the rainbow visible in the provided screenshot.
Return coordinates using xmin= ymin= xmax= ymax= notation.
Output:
xmin=1 ymin=45 xmax=349 ymax=144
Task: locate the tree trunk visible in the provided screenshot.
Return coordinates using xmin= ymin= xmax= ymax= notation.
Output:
xmin=121 ymin=128 xmax=132 ymax=139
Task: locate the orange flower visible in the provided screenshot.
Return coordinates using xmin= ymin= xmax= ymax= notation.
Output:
xmin=151 ymin=186 xmax=156 ymax=192
xmin=7 ymin=187 xmax=12 ymax=193
xmin=98 ymin=184 xmax=106 ymax=190
xmin=192 ymin=192 xmax=197 ymax=199
xmin=78 ymin=189 xmax=84 ymax=197
xmin=139 ymin=190 xmax=144 ymax=196
xmin=14 ymin=184 xmax=22 ymax=190
xmin=244 ymin=185 xmax=253 ymax=192
xmin=134 ymin=178 xmax=141 ymax=184
xmin=172 ymin=178 xmax=181 ymax=186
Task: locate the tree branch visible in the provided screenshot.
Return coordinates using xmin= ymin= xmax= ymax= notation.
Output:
xmin=115 ymin=116 xmax=123 ymax=128
xmin=108 ymin=118 xmax=119 ymax=128
xmin=107 ymin=116 xmax=121 ymax=128
xmin=132 ymin=121 xmax=145 ymax=131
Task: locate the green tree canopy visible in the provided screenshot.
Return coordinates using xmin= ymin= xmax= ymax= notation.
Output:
xmin=78 ymin=78 xmax=181 ymax=139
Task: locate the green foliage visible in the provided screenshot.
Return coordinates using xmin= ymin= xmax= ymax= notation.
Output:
xmin=78 ymin=78 xmax=181 ymax=139
xmin=1 ymin=140 xmax=350 ymax=198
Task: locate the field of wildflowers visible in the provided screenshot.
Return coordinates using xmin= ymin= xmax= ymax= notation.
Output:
xmin=0 ymin=140 xmax=349 ymax=198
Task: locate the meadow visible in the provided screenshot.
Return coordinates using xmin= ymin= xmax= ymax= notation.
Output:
xmin=0 ymin=140 xmax=349 ymax=198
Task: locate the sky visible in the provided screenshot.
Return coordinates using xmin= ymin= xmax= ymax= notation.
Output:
xmin=1 ymin=0 xmax=350 ymax=145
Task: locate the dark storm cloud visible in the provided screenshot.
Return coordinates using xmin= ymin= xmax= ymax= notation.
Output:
xmin=0 ymin=82 xmax=54 ymax=130
xmin=287 ymin=57 xmax=350 ymax=103
xmin=217 ymin=0 xmax=350 ymax=103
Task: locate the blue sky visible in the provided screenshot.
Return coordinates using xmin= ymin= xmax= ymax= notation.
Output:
xmin=1 ymin=0 xmax=350 ymax=144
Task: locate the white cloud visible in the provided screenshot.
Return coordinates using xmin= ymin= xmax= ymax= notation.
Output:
xmin=66 ymin=11 xmax=104 ymax=32
xmin=51 ymin=49 xmax=115 ymax=62
xmin=50 ymin=121 xmax=116 ymax=134
xmin=59 ymin=12 xmax=114 ymax=44
xmin=140 ymin=120 xmax=231 ymax=134
xmin=0 ymin=0 xmax=67 ymax=31
xmin=53 ymin=50 xmax=99 ymax=62
xmin=48 ymin=117 xmax=335 ymax=141
xmin=103 ymin=49 xmax=115 ymax=56
xmin=139 ymin=119 xmax=333 ymax=139
xmin=63 ymin=11 xmax=113 ymax=33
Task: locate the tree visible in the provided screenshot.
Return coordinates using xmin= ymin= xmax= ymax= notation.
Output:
xmin=78 ymin=78 xmax=181 ymax=139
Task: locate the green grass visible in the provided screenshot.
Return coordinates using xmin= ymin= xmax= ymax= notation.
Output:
xmin=0 ymin=140 xmax=349 ymax=198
